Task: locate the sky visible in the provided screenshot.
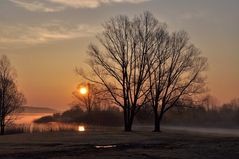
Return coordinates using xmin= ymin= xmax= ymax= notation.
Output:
xmin=0 ymin=0 xmax=238 ymax=110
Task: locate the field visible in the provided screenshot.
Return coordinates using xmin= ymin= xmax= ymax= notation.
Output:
xmin=0 ymin=126 xmax=239 ymax=159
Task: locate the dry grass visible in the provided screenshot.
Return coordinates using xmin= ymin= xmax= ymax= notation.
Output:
xmin=0 ymin=126 xmax=239 ymax=159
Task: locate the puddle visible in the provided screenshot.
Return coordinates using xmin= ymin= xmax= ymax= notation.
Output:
xmin=95 ymin=145 xmax=117 ymax=149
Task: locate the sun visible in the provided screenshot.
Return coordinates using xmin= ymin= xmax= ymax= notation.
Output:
xmin=79 ymin=87 xmax=88 ymax=95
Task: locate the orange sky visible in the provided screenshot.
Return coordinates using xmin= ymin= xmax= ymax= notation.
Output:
xmin=1 ymin=0 xmax=238 ymax=110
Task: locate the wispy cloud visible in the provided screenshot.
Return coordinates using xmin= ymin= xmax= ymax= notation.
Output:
xmin=0 ymin=22 xmax=101 ymax=49
xmin=9 ymin=0 xmax=150 ymax=12
xmin=49 ymin=0 xmax=150 ymax=8
xmin=9 ymin=0 xmax=64 ymax=12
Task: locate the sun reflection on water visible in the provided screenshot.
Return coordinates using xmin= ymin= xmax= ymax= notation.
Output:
xmin=78 ymin=125 xmax=85 ymax=132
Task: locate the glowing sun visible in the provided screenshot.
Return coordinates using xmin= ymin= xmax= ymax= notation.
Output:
xmin=79 ymin=87 xmax=88 ymax=95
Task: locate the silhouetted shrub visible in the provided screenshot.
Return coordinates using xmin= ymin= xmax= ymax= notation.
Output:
xmin=34 ymin=115 xmax=55 ymax=123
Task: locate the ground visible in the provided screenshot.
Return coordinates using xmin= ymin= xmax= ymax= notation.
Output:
xmin=0 ymin=126 xmax=239 ymax=159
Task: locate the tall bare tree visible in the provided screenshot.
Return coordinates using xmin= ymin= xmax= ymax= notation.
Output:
xmin=78 ymin=12 xmax=159 ymax=131
xmin=148 ymin=30 xmax=208 ymax=132
xmin=0 ymin=55 xmax=25 ymax=135
xmin=78 ymin=12 xmax=207 ymax=131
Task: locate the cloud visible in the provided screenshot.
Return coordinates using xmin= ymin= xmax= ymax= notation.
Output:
xmin=0 ymin=22 xmax=101 ymax=49
xmin=9 ymin=0 xmax=150 ymax=12
xmin=49 ymin=0 xmax=150 ymax=8
xmin=9 ymin=0 xmax=64 ymax=12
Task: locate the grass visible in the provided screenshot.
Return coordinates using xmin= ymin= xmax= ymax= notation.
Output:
xmin=0 ymin=126 xmax=239 ymax=159
xmin=5 ymin=122 xmax=79 ymax=134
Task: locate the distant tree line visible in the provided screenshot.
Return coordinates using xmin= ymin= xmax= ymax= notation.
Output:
xmin=137 ymin=97 xmax=239 ymax=128
xmin=34 ymin=105 xmax=122 ymax=126
xmin=35 ymin=97 xmax=239 ymax=129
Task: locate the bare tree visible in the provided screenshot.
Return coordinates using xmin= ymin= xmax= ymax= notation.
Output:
xmin=0 ymin=55 xmax=25 ymax=135
xmin=78 ymin=12 xmax=159 ymax=131
xmin=148 ymin=30 xmax=208 ymax=132
xmin=78 ymin=12 xmax=207 ymax=131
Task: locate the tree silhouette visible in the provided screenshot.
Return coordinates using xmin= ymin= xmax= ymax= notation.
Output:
xmin=0 ymin=55 xmax=26 ymax=135
xmin=78 ymin=12 xmax=159 ymax=131
xmin=78 ymin=12 xmax=207 ymax=131
xmin=148 ymin=30 xmax=207 ymax=131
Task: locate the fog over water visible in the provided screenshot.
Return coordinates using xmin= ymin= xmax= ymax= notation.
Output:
xmin=13 ymin=113 xmax=239 ymax=137
xmin=15 ymin=113 xmax=53 ymax=124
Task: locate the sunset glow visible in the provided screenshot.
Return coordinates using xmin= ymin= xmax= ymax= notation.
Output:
xmin=0 ymin=0 xmax=238 ymax=109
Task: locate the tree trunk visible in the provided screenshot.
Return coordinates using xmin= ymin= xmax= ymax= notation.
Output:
xmin=123 ymin=109 xmax=128 ymax=131
xmin=124 ymin=123 xmax=132 ymax=131
xmin=0 ymin=122 xmax=5 ymax=135
xmin=154 ymin=117 xmax=160 ymax=132
xmin=154 ymin=112 xmax=163 ymax=132
xmin=123 ymin=109 xmax=133 ymax=132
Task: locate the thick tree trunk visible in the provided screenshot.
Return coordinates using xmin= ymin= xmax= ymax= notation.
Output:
xmin=123 ymin=109 xmax=133 ymax=132
xmin=124 ymin=118 xmax=133 ymax=131
xmin=154 ymin=117 xmax=160 ymax=132
xmin=154 ymin=112 xmax=163 ymax=132
xmin=124 ymin=123 xmax=132 ymax=131
xmin=123 ymin=110 xmax=129 ymax=131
